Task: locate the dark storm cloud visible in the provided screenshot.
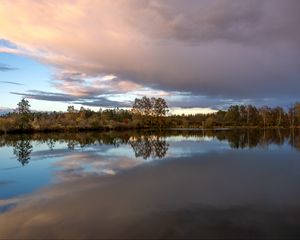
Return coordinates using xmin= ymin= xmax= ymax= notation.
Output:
xmin=148 ymin=0 xmax=300 ymax=45
xmin=112 ymin=0 xmax=300 ymax=100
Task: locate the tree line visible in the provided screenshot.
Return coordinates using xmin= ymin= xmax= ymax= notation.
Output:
xmin=0 ymin=97 xmax=300 ymax=133
xmin=180 ymin=104 xmax=300 ymax=128
xmin=0 ymin=96 xmax=169 ymax=133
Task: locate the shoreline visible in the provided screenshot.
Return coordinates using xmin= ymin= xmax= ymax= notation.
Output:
xmin=1 ymin=126 xmax=299 ymax=135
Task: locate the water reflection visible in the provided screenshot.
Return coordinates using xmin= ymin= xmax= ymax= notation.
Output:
xmin=13 ymin=138 xmax=33 ymax=166
xmin=129 ymin=135 xmax=169 ymax=159
xmin=1 ymin=147 xmax=300 ymax=239
xmin=46 ymin=139 xmax=55 ymax=151
xmin=2 ymin=129 xmax=300 ymax=166
xmin=1 ymin=129 xmax=300 ymax=238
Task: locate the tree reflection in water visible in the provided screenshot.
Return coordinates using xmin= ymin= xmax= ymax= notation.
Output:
xmin=13 ymin=138 xmax=33 ymax=166
xmin=129 ymin=135 xmax=169 ymax=159
xmin=67 ymin=140 xmax=76 ymax=150
xmin=5 ymin=129 xmax=300 ymax=166
xmin=46 ymin=139 xmax=55 ymax=151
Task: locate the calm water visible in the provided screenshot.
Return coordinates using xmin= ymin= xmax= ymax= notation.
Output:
xmin=0 ymin=129 xmax=300 ymax=239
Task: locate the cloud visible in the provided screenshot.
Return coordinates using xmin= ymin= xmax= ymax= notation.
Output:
xmin=11 ymin=90 xmax=76 ymax=102
xmin=0 ymin=81 xmax=23 ymax=85
xmin=54 ymin=153 xmax=142 ymax=181
xmin=74 ymin=97 xmax=131 ymax=108
xmin=0 ymin=63 xmax=16 ymax=71
xmin=167 ymin=94 xmax=297 ymax=110
xmin=10 ymin=90 xmax=130 ymax=108
xmin=0 ymin=0 xmax=300 ymax=107
xmin=53 ymin=71 xmax=142 ymax=97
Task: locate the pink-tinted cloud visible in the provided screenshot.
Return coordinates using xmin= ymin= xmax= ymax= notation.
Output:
xmin=1 ymin=0 xmax=300 ymax=107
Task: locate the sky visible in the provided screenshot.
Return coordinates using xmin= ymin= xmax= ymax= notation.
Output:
xmin=0 ymin=0 xmax=300 ymax=114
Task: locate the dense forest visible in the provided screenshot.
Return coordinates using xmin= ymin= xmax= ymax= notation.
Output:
xmin=0 ymin=96 xmax=300 ymax=133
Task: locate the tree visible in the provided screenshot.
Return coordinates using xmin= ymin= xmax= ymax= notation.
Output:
xmin=17 ymin=98 xmax=31 ymax=129
xmin=259 ymin=106 xmax=271 ymax=127
xmin=295 ymin=103 xmax=300 ymax=126
xmin=152 ymin=98 xmax=169 ymax=117
xmin=246 ymin=105 xmax=259 ymax=126
xmin=132 ymin=96 xmax=169 ymax=117
xmin=272 ymin=107 xmax=284 ymax=127
xmin=288 ymin=104 xmax=296 ymax=127
xmin=224 ymin=105 xmax=240 ymax=126
xmin=17 ymin=98 xmax=31 ymax=115
xmin=239 ymin=105 xmax=247 ymax=125
xmin=132 ymin=96 xmax=169 ymax=127
xmin=67 ymin=105 xmax=76 ymax=113
xmin=132 ymin=96 xmax=152 ymax=116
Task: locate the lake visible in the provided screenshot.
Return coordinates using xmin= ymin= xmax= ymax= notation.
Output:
xmin=0 ymin=129 xmax=300 ymax=239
